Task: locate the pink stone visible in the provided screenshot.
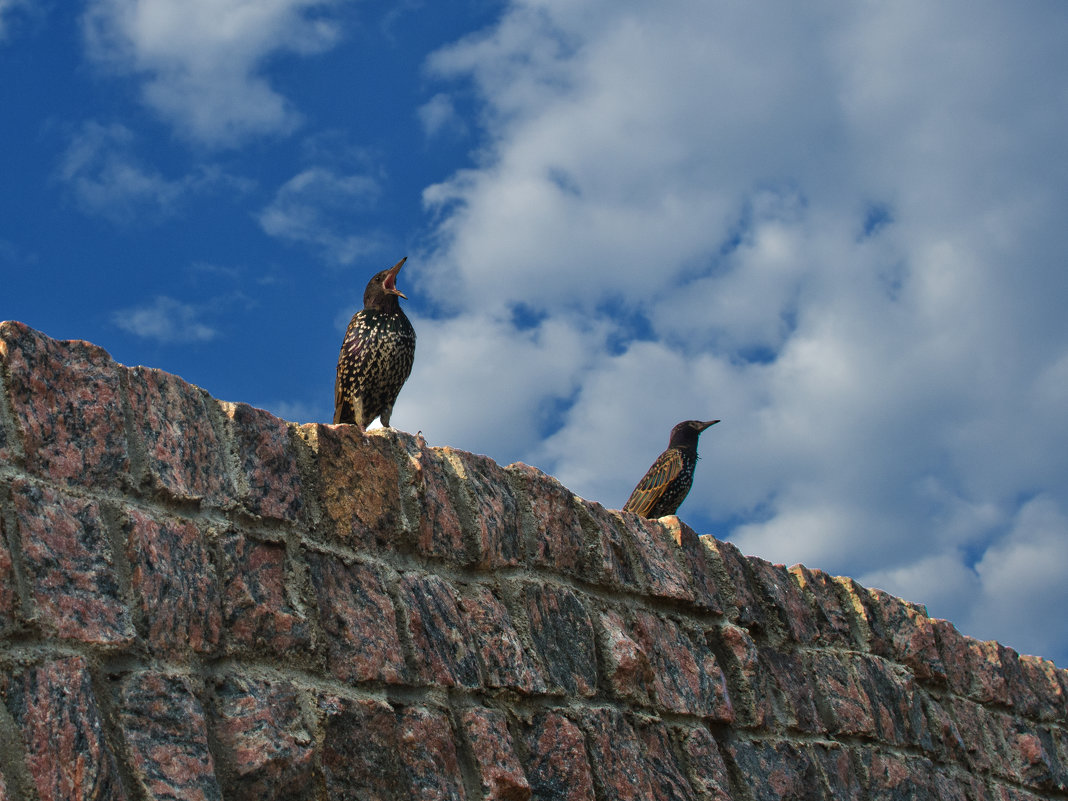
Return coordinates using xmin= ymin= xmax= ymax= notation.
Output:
xmin=462 ymin=708 xmax=531 ymax=801
xmin=462 ymin=585 xmax=546 ymax=694
xmin=224 ymin=402 xmax=303 ymax=522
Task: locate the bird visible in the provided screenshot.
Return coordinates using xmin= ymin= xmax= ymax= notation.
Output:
xmin=622 ymin=420 xmax=719 ymax=519
xmin=334 ymin=257 xmax=416 ymax=430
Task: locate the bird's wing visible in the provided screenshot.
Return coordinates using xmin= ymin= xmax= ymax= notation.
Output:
xmin=622 ymin=449 xmax=683 ymax=517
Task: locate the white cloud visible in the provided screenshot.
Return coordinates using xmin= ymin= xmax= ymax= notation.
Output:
xmin=112 ymin=295 xmax=217 ymax=342
xmin=82 ymin=0 xmax=344 ymax=146
xmin=258 ymin=167 xmax=384 ymax=264
xmin=57 ymin=121 xmax=240 ymax=223
xmin=0 ymin=0 xmax=31 ymax=39
xmin=418 ymin=93 xmax=466 ymax=139
xmin=405 ymin=0 xmax=1068 ymax=664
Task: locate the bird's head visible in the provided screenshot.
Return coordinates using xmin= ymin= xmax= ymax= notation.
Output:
xmin=363 ymin=257 xmax=408 ymax=311
xmin=668 ymin=419 xmax=719 ymax=449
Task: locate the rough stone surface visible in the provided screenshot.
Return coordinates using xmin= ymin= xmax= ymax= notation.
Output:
xmin=0 ymin=321 xmax=130 ymax=489
xmin=1 ymin=322 xmax=1066 ymax=801
xmin=119 ymin=672 xmax=222 ymax=801
xmin=305 ymin=550 xmax=406 ymax=685
xmin=2 ymin=656 xmax=128 ymax=801
xmin=10 ymin=479 xmax=133 ymax=644
xmin=124 ymin=507 xmax=221 ymax=657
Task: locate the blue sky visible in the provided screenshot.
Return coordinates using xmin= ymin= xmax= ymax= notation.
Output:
xmin=3 ymin=0 xmax=1068 ymax=667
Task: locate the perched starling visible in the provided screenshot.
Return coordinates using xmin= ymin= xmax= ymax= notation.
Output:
xmin=622 ymin=420 xmax=719 ymax=519
xmin=334 ymin=257 xmax=416 ymax=429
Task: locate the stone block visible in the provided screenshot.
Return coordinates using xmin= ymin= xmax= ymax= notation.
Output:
xmin=577 ymin=499 xmax=641 ymax=589
xmin=523 ymin=583 xmax=597 ymax=696
xmin=119 ymin=672 xmax=221 ymax=801
xmin=677 ymin=727 xmax=733 ymax=801
xmin=846 ymin=583 xmax=944 ymax=682
xmin=209 ymin=672 xmax=315 ymax=801
xmin=123 ymin=508 xmax=221 ymax=658
xmin=396 ymin=707 xmax=467 ymax=801
xmin=448 ymin=449 xmax=522 ymax=568
xmin=580 ymin=708 xmax=656 ymax=801
xmin=700 ymin=537 xmax=765 ymax=631
xmin=127 ymin=365 xmax=234 ymax=505
xmin=598 ymin=608 xmax=654 ymax=705
xmin=224 ymin=402 xmax=303 ymax=522
xmin=508 ymin=462 xmax=585 ymax=576
xmin=1016 ymin=654 xmax=1067 ymax=723
xmin=518 ymin=712 xmax=596 ymax=801
xmin=618 ymin=514 xmax=696 ymax=604
xmin=635 ymin=722 xmax=702 ymax=801
xmin=305 ymin=550 xmax=406 ymax=685
xmin=712 ymin=623 xmax=821 ymax=731
xmin=746 ymin=557 xmax=819 ymax=644
xmin=658 ymin=517 xmax=726 ymax=614
xmin=631 ymin=611 xmax=732 ymax=721
xmin=219 ymin=531 xmax=311 ymax=656
xmin=789 ymin=564 xmax=858 ymax=648
xmin=2 ymin=656 xmax=128 ymax=801
xmin=726 ymin=740 xmax=820 ymax=801
xmin=314 ymin=424 xmax=405 ymax=550
xmin=0 ymin=512 xmax=17 ymax=631
xmin=461 ymin=708 xmax=531 ymax=801
xmin=320 ymin=696 xmax=402 ymax=801
xmin=934 ymin=620 xmax=1011 ymax=704
xmin=810 ymin=743 xmax=863 ymax=801
xmin=9 ymin=480 xmax=133 ymax=645
xmin=399 ymin=435 xmax=468 ymax=561
xmin=399 ymin=573 xmax=482 ymax=689
xmin=462 ymin=584 xmax=546 ymax=694
xmin=0 ymin=321 xmax=130 ymax=489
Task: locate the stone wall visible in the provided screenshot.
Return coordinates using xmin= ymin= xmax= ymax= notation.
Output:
xmin=0 ymin=319 xmax=1065 ymax=801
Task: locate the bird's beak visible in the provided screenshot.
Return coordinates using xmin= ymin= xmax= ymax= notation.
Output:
xmin=383 ymin=257 xmax=408 ymax=299
xmin=699 ymin=420 xmax=720 ymax=431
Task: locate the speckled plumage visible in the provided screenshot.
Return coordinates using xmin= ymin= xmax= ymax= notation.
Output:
xmin=622 ymin=420 xmax=719 ymax=519
xmin=334 ymin=258 xmax=416 ymax=429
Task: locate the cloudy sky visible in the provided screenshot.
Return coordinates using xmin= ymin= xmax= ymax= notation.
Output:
xmin=3 ymin=0 xmax=1067 ymax=666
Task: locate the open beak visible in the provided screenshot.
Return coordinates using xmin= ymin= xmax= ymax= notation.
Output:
xmin=383 ymin=257 xmax=408 ymax=299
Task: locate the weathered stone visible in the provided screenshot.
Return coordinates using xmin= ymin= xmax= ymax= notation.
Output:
xmin=857 ymin=750 xmax=978 ymax=801
xmin=726 ymin=740 xmax=820 ymax=801
xmin=209 ymin=672 xmax=315 ymax=801
xmin=0 ymin=512 xmax=18 ymax=631
xmin=320 ymin=696 xmax=402 ymax=801
xmin=935 ymin=620 xmax=1011 ymax=704
xmin=124 ymin=508 xmax=221 ymax=658
xmin=636 ymin=722 xmax=700 ymax=801
xmin=127 ymin=365 xmax=234 ymax=505
xmin=518 ymin=712 xmax=596 ymax=801
xmin=658 ymin=517 xmax=726 ymax=614
xmin=618 ymin=514 xmax=696 ymax=604
xmin=677 ymin=727 xmax=732 ymax=801
xmin=1016 ymin=655 xmax=1067 ymax=724
xmin=747 ymin=557 xmax=819 ymax=643
xmin=396 ymin=707 xmax=467 ymax=801
xmin=843 ymin=583 xmax=945 ymax=682
xmin=400 ymin=435 xmax=468 ymax=561
xmin=219 ymin=531 xmax=311 ymax=656
xmin=10 ymin=480 xmax=133 ymax=644
xmin=806 ymin=650 xmax=878 ymax=737
xmin=448 ymin=449 xmax=522 ymax=568
xmin=577 ymin=499 xmax=641 ymax=589
xmin=700 ymin=537 xmax=765 ymax=631
xmin=810 ymin=743 xmax=863 ymax=801
xmin=523 ymin=583 xmax=597 ymax=696
xmin=314 ymin=424 xmax=405 ymax=550
xmin=509 ymin=462 xmax=586 ymax=576
xmin=462 ymin=584 xmax=546 ymax=694
xmin=119 ymin=672 xmax=221 ymax=801
xmin=0 ymin=321 xmax=131 ymax=489
xmin=580 ymin=708 xmax=654 ymax=801
xmin=399 ymin=573 xmax=482 ymax=688
xmin=789 ymin=565 xmax=858 ymax=648
xmin=599 ymin=608 xmax=654 ymax=705
xmin=3 ymin=656 xmax=128 ymax=801
xmin=631 ymin=611 xmax=732 ymax=720
xmin=305 ymin=550 xmax=406 ymax=685
xmin=224 ymin=402 xmax=303 ymax=522
xmin=461 ymin=708 xmax=531 ymax=801
xmin=713 ymin=623 xmax=821 ymax=731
